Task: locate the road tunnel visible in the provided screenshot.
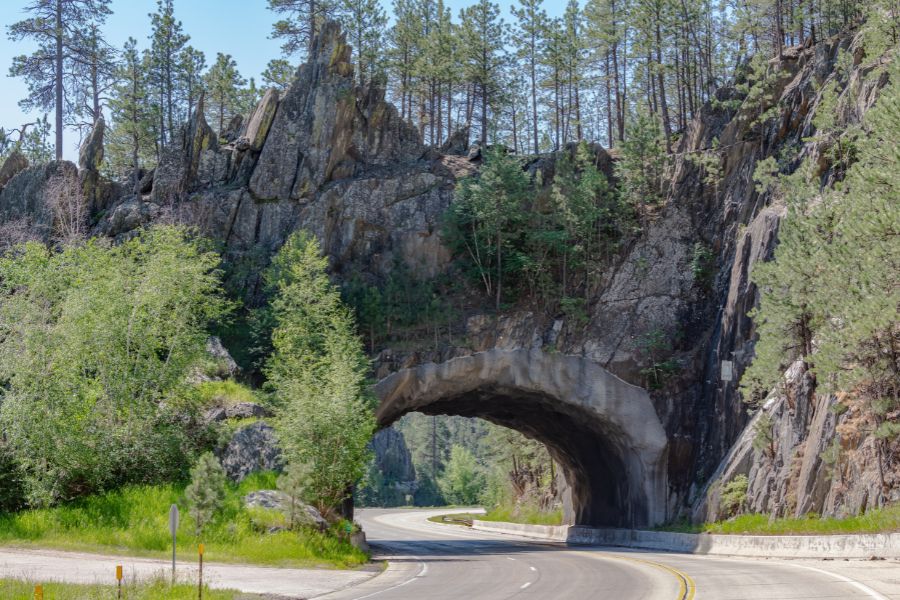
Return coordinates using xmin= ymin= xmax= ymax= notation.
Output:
xmin=374 ymin=348 xmax=669 ymax=528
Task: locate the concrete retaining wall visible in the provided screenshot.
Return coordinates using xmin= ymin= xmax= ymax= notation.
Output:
xmin=472 ymin=520 xmax=900 ymax=559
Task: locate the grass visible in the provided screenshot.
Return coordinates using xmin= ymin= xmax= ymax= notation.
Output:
xmin=0 ymin=472 xmax=368 ymax=569
xmin=194 ymin=380 xmax=262 ymax=408
xmin=0 ymin=577 xmax=242 ymax=599
xmin=480 ymin=506 xmax=564 ymax=526
xmin=660 ymin=504 xmax=900 ymax=535
xmin=428 ymin=506 xmax=564 ymax=527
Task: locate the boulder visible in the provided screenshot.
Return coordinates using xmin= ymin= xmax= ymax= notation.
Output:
xmin=225 ymin=402 xmax=271 ymax=419
xmin=243 ymin=490 xmax=328 ymax=529
xmin=243 ymin=88 xmax=280 ymax=151
xmin=0 ymin=151 xmax=28 ymax=190
xmin=151 ymin=94 xmax=221 ymax=205
xmin=139 ymin=168 xmax=154 ymax=194
xmin=221 ymin=114 xmax=243 ymax=143
xmin=79 ymin=118 xmax=114 ymax=213
xmin=219 ymin=421 xmax=282 ymax=482
xmin=439 ymin=128 xmax=469 ymax=156
xmin=206 ymin=336 xmax=239 ymax=377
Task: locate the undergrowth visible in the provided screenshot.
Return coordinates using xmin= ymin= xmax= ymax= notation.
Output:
xmin=0 ymin=472 xmax=367 ymax=568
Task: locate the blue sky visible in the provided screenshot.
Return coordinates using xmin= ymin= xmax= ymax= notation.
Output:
xmin=0 ymin=0 xmax=566 ymax=160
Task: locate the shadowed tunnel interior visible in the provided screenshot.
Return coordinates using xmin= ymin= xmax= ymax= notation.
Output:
xmin=381 ymin=386 xmax=637 ymax=527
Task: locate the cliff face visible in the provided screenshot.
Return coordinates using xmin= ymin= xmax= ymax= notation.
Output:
xmin=0 ymin=22 xmax=892 ymax=521
xmin=90 ymin=21 xmax=457 ymax=296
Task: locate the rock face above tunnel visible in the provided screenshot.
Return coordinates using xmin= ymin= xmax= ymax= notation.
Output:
xmin=126 ymin=21 xmax=455 ymax=284
xmin=375 ymin=349 xmax=669 ymax=528
xmin=249 ymin=21 xmax=422 ymax=202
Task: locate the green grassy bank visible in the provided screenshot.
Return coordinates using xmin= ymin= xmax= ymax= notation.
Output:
xmin=0 ymin=578 xmax=241 ymax=600
xmin=0 ymin=472 xmax=367 ymax=569
xmin=662 ymin=504 xmax=900 ymax=535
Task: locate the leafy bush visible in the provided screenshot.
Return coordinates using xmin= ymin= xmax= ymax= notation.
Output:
xmin=719 ymin=474 xmax=749 ymax=518
xmin=0 ymin=226 xmax=230 ymax=505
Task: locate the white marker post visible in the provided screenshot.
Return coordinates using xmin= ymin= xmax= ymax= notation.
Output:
xmin=169 ymin=504 xmax=179 ymax=581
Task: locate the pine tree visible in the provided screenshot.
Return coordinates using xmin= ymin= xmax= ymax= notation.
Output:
xmin=203 ymin=53 xmax=247 ymax=134
xmin=68 ymin=22 xmax=117 ymax=130
xmin=108 ymin=37 xmax=153 ymax=192
xmin=337 ymin=0 xmax=387 ymax=86
xmin=615 ymin=109 xmax=664 ymax=222
xmin=512 ymin=0 xmax=548 ymax=154
xmin=386 ymin=0 xmax=420 ymax=123
xmin=185 ymin=452 xmax=227 ymax=536
xmin=277 ymin=462 xmax=313 ymax=530
xmin=458 ymin=0 xmax=508 ymax=146
xmin=148 ymin=0 xmax=189 ymax=147
xmin=267 ymin=0 xmax=337 ymax=58
xmin=262 ymin=58 xmax=296 ymax=92
xmin=7 ymin=0 xmax=112 ymax=160
xmin=444 ymin=148 xmax=530 ymax=309
xmin=179 ymin=46 xmax=207 ymax=121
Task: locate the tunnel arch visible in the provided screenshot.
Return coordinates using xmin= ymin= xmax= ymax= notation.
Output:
xmin=374 ymin=348 xmax=669 ymax=528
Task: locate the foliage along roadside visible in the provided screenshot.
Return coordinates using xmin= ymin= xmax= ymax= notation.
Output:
xmin=0 ymin=472 xmax=367 ymax=569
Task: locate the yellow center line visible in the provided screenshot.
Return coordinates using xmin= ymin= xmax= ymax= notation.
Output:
xmin=579 ymin=551 xmax=697 ymax=600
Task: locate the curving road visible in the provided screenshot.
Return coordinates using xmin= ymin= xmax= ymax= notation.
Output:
xmin=319 ymin=508 xmax=900 ymax=600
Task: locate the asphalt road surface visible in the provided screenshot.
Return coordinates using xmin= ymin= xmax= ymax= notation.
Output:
xmin=319 ymin=508 xmax=900 ymax=600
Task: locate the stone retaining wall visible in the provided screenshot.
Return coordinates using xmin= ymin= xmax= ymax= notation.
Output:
xmin=471 ymin=520 xmax=900 ymax=559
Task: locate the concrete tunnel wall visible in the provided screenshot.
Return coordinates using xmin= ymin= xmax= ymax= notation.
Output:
xmin=373 ymin=348 xmax=669 ymax=528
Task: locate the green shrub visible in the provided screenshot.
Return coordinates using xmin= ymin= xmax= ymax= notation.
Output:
xmin=719 ymin=474 xmax=749 ymax=518
xmin=185 ymin=453 xmax=227 ymax=535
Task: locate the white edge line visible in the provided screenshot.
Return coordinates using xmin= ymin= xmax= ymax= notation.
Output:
xmin=351 ymin=561 xmax=427 ymax=600
xmin=788 ymin=564 xmax=890 ymax=600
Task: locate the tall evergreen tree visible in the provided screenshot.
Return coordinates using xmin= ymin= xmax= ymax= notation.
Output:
xmin=69 ymin=22 xmax=116 ymax=130
xmin=179 ymin=46 xmax=206 ymax=121
xmin=108 ymin=37 xmax=153 ymax=192
xmin=512 ymin=0 xmax=548 ymax=154
xmin=262 ymin=58 xmax=296 ymax=92
xmin=458 ymin=0 xmax=508 ymax=146
xmin=148 ymin=0 xmax=189 ymax=147
xmin=7 ymin=0 xmax=112 ymax=160
xmin=267 ymin=0 xmax=337 ymax=57
xmin=203 ymin=53 xmax=247 ymax=134
xmin=337 ymin=0 xmax=387 ymax=86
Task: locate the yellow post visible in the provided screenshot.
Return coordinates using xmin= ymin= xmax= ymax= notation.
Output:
xmin=116 ymin=564 xmax=123 ymax=599
xmin=33 ymin=584 xmax=43 ymax=600
xmin=198 ymin=544 xmax=204 ymax=600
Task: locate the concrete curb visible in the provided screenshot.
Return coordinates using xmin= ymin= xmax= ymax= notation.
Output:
xmin=471 ymin=520 xmax=900 ymax=559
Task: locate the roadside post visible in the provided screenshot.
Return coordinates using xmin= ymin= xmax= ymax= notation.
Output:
xmin=116 ymin=565 xmax=123 ymax=599
xmin=33 ymin=584 xmax=42 ymax=600
xmin=198 ymin=543 xmax=204 ymax=600
xmin=169 ymin=503 xmax=179 ymax=582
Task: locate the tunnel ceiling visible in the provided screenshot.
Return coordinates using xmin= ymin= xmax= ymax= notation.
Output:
xmin=374 ymin=348 xmax=669 ymax=528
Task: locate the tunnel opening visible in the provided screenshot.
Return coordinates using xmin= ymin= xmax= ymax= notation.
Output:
xmin=384 ymin=387 xmax=634 ymax=527
xmin=373 ymin=349 xmax=669 ymax=528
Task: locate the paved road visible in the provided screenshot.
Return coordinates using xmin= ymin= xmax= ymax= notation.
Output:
xmin=319 ymin=508 xmax=900 ymax=600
